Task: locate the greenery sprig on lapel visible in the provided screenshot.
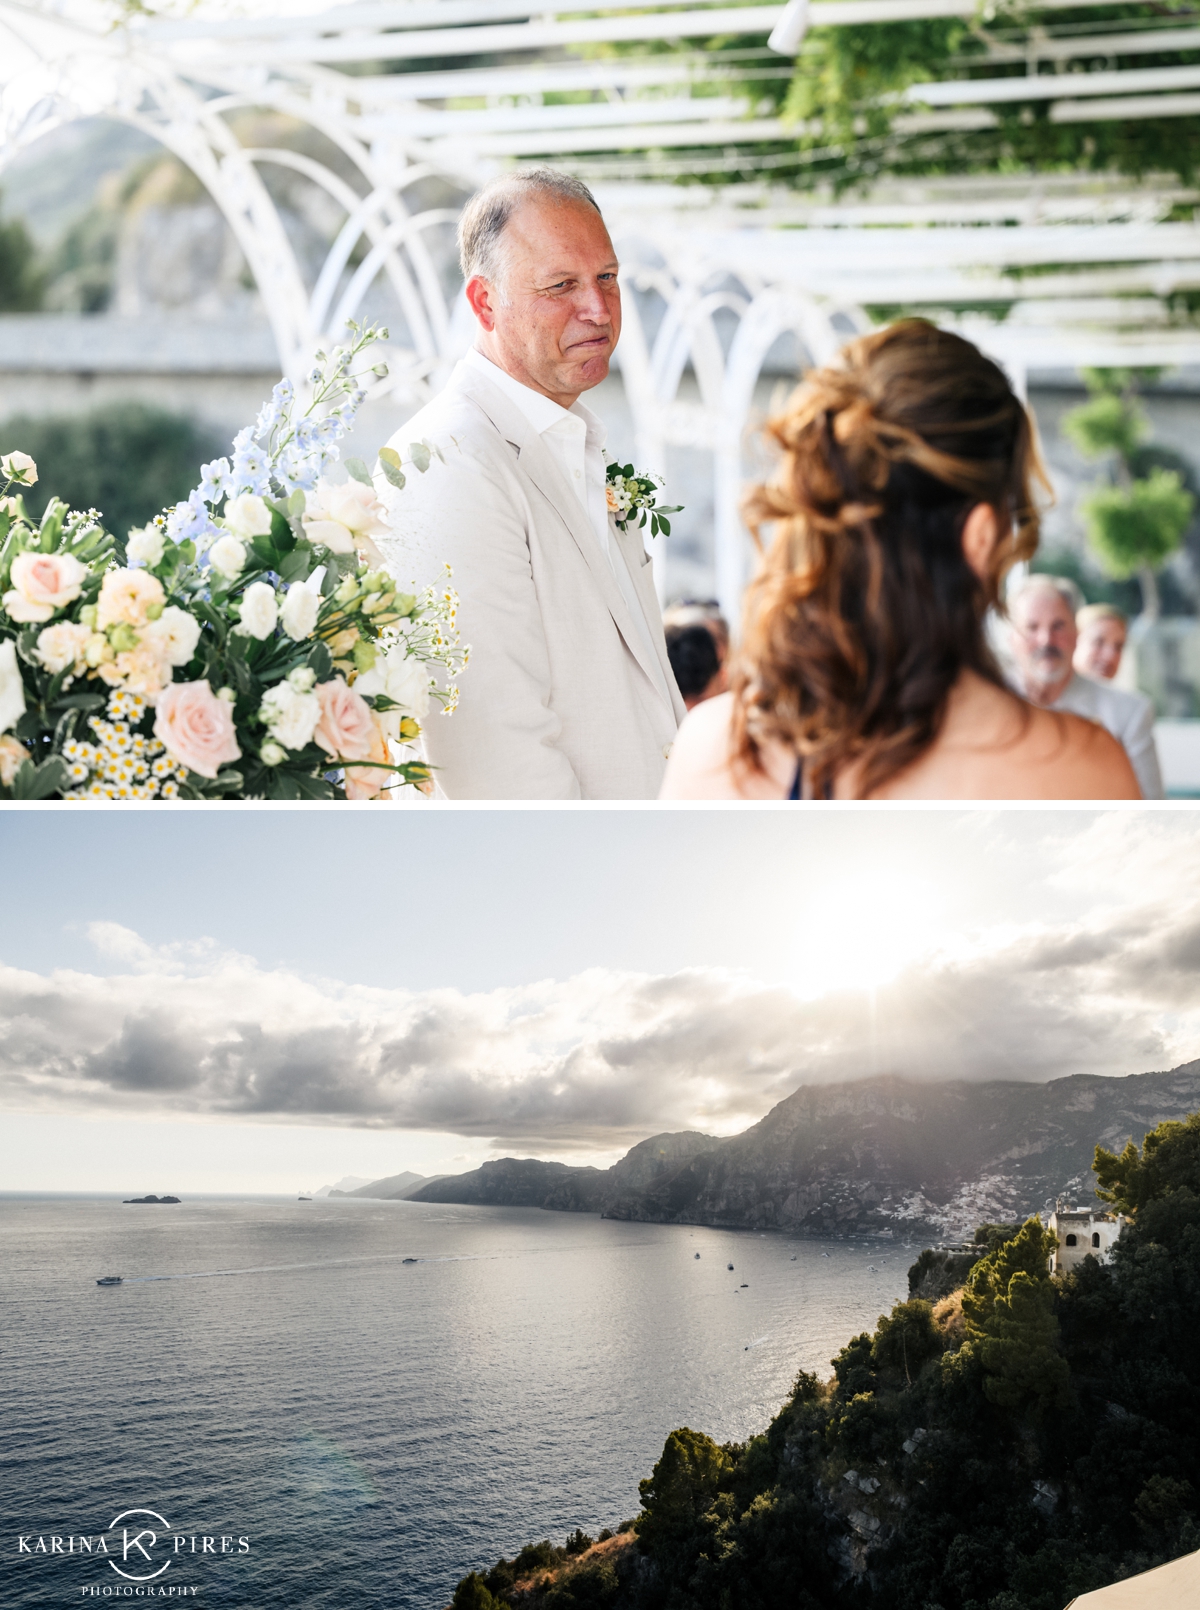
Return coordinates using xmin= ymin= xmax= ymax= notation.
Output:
xmin=605 ymin=460 xmax=682 ymax=539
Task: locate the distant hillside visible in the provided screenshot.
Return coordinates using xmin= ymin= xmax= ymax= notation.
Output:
xmin=407 ymin=1131 xmax=723 ymax=1214
xmin=330 ymin=1170 xmax=434 ymax=1200
xmin=408 ymin=1063 xmax=1200 ymax=1240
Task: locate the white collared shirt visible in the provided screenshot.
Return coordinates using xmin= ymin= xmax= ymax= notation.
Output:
xmin=463 ymin=347 xmax=668 ymax=700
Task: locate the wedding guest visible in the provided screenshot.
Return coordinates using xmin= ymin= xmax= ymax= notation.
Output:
xmin=661 ymin=321 xmax=1138 ymax=800
xmin=665 ymin=622 xmax=722 ymax=709
xmin=663 ymin=598 xmax=731 ymax=669
xmin=1074 ymin=602 xmax=1128 ymax=682
xmin=1008 ymin=576 xmax=1162 ymax=799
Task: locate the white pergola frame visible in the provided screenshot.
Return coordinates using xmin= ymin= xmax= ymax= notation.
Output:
xmin=4 ymin=0 xmax=1200 ymax=618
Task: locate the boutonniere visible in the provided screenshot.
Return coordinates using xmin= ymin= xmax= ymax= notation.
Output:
xmin=605 ymin=460 xmax=682 ymax=538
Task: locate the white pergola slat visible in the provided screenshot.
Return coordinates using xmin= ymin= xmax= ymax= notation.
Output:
xmin=3 ymin=0 xmax=1200 ymax=620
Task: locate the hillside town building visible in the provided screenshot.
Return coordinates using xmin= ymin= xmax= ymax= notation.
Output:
xmin=1048 ymin=1200 xmax=1127 ymax=1276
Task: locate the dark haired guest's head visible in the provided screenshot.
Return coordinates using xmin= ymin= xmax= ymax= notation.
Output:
xmin=666 ymin=623 xmax=721 ymax=709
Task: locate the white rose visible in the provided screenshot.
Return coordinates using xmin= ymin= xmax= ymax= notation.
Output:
xmin=235 ymin=581 xmax=278 ymax=640
xmin=356 ymin=647 xmax=431 ymax=738
xmin=224 ymin=494 xmax=273 ymax=539
xmin=142 ymin=605 xmax=202 ymax=668
xmin=127 ymin=524 xmax=165 ymax=567
xmin=209 ymin=534 xmax=247 ymax=578
xmin=0 ymin=637 xmax=26 ymax=733
xmin=280 ymin=582 xmax=319 ymax=641
xmin=259 ymin=679 xmax=320 ymax=751
xmin=35 ymin=621 xmax=91 ymax=676
xmin=1 ymin=450 xmax=37 ymax=486
xmin=303 ymin=478 xmax=389 ymax=559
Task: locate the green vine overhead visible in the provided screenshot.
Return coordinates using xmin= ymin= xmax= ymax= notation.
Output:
xmin=574 ymin=3 xmax=1200 ymax=191
xmin=772 ymin=3 xmax=1200 ymax=191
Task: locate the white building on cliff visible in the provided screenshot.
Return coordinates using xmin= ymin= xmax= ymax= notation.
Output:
xmin=1048 ymin=1200 xmax=1127 ymax=1276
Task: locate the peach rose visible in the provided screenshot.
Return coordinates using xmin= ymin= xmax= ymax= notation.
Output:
xmin=0 ymin=732 xmax=28 ymax=786
xmin=344 ymin=714 xmax=392 ymax=800
xmin=313 ymin=677 xmax=387 ymax=796
xmin=3 ymin=551 xmax=87 ymax=623
xmin=97 ymin=567 xmax=165 ymax=630
xmin=154 ymin=680 xmax=242 ymax=779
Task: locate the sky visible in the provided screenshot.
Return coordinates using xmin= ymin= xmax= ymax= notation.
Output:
xmin=2 ymin=806 xmax=1199 ymax=1194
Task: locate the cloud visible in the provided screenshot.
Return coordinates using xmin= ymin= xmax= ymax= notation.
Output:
xmin=1 ymin=895 xmax=1197 ymax=1152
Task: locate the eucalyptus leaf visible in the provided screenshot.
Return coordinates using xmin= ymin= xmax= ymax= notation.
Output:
xmin=345 ymin=457 xmax=373 ymax=486
xmin=278 ymin=547 xmax=312 ymax=583
xmin=409 ymin=442 xmax=431 ymax=474
xmin=378 ymin=448 xmax=406 ymax=491
xmin=11 ymin=755 xmax=68 ymax=800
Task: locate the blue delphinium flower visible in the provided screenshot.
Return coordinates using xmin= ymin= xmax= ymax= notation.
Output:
xmin=199 ymin=457 xmax=232 ymax=504
xmin=229 ymin=428 xmax=272 ymax=496
xmin=166 ymin=488 xmax=220 ymax=548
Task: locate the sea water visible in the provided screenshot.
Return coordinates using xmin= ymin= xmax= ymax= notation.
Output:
xmin=1 ymin=1195 xmax=910 ymax=1608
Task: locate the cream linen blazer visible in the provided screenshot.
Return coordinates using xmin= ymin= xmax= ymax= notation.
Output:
xmin=373 ymin=360 xmax=686 ymax=800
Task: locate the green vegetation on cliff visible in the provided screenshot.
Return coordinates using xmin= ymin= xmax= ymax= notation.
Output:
xmin=454 ymin=1111 xmax=1200 ymax=1610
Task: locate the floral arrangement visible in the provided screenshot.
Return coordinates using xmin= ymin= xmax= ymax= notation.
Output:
xmin=0 ymin=323 xmax=467 ymax=801
xmin=605 ymin=459 xmax=682 ymax=538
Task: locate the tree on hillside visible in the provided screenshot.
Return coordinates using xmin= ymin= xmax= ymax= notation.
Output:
xmin=0 ymin=403 xmax=223 ymax=541
xmin=955 ymin=1217 xmax=1069 ymax=1413
xmin=1063 ymin=370 xmax=1195 ymax=619
xmin=636 ymin=1427 xmax=732 ymax=1554
xmin=1095 ymin=1108 xmax=1200 ymax=1213
xmin=0 ymin=196 xmax=45 ymax=312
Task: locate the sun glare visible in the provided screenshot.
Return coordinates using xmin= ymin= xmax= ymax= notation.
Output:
xmin=786 ymin=870 xmax=949 ymax=1000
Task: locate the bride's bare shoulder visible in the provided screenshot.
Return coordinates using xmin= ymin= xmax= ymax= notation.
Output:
xmin=659 ymin=695 xmax=788 ymax=799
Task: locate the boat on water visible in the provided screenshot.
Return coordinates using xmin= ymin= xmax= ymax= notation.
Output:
xmin=741 ymin=1282 xmax=749 ymax=1288
xmin=694 ymin=1252 xmax=700 ymax=1259
xmin=96 ymin=1276 xmax=123 ymax=1286
xmin=727 ymin=1263 xmax=734 ymax=1270
xmin=298 ymin=1196 xmax=312 ymax=1201
xmin=402 ymin=1257 xmax=418 ymax=1264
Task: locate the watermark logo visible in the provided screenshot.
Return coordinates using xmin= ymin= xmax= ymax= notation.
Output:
xmin=107 ymin=1510 xmax=173 ymax=1583
xmin=16 ymin=1507 xmax=251 ymax=1597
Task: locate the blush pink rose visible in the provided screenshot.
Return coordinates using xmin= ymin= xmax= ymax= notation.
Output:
xmin=154 ymin=681 xmax=242 ymax=779
xmin=313 ymin=677 xmax=376 ymax=761
xmin=4 ymin=551 xmax=87 ymax=622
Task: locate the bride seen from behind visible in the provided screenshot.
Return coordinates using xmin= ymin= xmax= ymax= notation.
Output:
xmin=661 ymin=321 xmax=1139 ymax=801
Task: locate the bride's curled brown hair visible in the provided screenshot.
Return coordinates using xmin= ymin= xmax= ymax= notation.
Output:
xmin=735 ymin=319 xmax=1047 ymax=797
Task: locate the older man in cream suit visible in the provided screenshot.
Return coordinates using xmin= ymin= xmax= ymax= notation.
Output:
xmin=374 ymin=169 xmax=685 ymax=799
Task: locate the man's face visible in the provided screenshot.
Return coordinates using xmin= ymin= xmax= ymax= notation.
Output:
xmin=1075 ymin=618 xmax=1127 ymax=681
xmin=471 ymin=199 xmax=621 ymax=406
xmin=1010 ymin=588 xmax=1078 ymax=696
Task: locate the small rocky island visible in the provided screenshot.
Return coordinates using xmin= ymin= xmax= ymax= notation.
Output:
xmin=122 ymin=1194 xmax=181 ymax=1204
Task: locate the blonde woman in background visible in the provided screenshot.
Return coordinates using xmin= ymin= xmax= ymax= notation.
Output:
xmin=1074 ymin=603 xmax=1129 ymax=682
xmin=661 ymin=321 xmax=1139 ymax=800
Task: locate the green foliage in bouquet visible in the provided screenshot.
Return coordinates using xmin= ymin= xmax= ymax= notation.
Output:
xmin=0 ymin=322 xmax=467 ymax=801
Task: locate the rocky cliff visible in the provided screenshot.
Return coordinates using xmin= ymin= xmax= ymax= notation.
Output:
xmin=408 ymin=1063 xmax=1200 ymax=1240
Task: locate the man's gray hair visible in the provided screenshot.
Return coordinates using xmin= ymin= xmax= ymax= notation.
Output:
xmin=457 ymin=168 xmax=602 ymax=283
xmin=1009 ymin=572 xmax=1085 ymax=614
